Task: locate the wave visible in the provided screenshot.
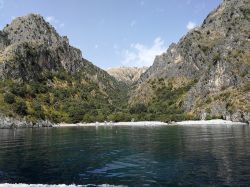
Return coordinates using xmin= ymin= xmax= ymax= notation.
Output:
xmin=0 ymin=184 xmax=126 ymax=187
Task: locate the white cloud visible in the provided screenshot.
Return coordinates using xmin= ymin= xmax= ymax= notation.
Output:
xmin=121 ymin=37 xmax=167 ymax=67
xmin=59 ymin=23 xmax=65 ymax=28
xmin=130 ymin=20 xmax=136 ymax=27
xmin=11 ymin=16 xmax=16 ymax=21
xmin=45 ymin=16 xmax=56 ymax=23
xmin=45 ymin=16 xmax=65 ymax=29
xmin=186 ymin=21 xmax=196 ymax=30
xmin=0 ymin=0 xmax=4 ymax=9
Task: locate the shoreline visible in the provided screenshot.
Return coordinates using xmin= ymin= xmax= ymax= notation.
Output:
xmin=0 ymin=117 xmax=248 ymax=129
xmin=176 ymin=119 xmax=246 ymax=126
xmin=57 ymin=119 xmax=247 ymax=128
xmin=57 ymin=121 xmax=168 ymax=127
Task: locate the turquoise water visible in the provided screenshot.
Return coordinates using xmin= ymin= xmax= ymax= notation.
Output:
xmin=0 ymin=125 xmax=250 ymax=186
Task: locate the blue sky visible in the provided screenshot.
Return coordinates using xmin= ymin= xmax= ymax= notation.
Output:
xmin=0 ymin=0 xmax=221 ymax=69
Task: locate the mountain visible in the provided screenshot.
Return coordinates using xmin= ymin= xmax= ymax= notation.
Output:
xmin=107 ymin=67 xmax=148 ymax=85
xmin=0 ymin=14 xmax=128 ymax=125
xmin=129 ymin=0 xmax=250 ymax=123
xmin=1 ymin=0 xmax=249 ymax=126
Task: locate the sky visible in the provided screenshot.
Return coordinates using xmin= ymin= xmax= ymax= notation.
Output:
xmin=0 ymin=0 xmax=221 ymax=69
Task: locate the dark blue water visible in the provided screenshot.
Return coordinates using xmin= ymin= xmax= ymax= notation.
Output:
xmin=0 ymin=125 xmax=250 ymax=186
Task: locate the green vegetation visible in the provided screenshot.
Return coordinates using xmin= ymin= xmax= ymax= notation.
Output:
xmin=146 ymin=79 xmax=196 ymax=122
xmin=0 ymin=68 xmax=128 ymax=123
xmin=240 ymin=7 xmax=250 ymax=20
xmin=0 ymin=75 xmax=199 ymax=123
xmin=4 ymin=93 xmax=15 ymax=104
xmin=14 ymin=101 xmax=28 ymax=116
xmin=126 ymin=78 xmax=197 ymax=122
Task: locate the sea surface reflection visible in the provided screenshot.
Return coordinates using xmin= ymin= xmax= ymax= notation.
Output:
xmin=0 ymin=125 xmax=250 ymax=186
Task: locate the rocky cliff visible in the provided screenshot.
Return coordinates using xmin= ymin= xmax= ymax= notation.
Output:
xmin=0 ymin=14 xmax=127 ymax=125
xmin=107 ymin=67 xmax=147 ymax=85
xmin=130 ymin=0 xmax=250 ymax=123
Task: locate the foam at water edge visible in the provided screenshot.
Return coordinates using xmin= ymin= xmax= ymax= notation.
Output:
xmin=0 ymin=184 xmax=126 ymax=187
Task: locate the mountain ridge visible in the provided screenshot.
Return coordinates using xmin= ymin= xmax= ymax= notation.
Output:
xmin=129 ymin=0 xmax=250 ymax=123
xmin=107 ymin=66 xmax=148 ymax=85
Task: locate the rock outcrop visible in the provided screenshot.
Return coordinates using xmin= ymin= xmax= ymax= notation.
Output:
xmin=0 ymin=114 xmax=55 ymax=129
xmin=130 ymin=0 xmax=250 ymax=123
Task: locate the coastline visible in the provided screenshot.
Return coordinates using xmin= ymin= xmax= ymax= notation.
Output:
xmin=0 ymin=115 xmax=248 ymax=129
xmin=176 ymin=119 xmax=246 ymax=126
xmin=57 ymin=121 xmax=168 ymax=127
xmin=57 ymin=119 xmax=247 ymax=128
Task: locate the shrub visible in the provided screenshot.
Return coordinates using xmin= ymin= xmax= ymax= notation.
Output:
xmin=10 ymin=84 xmax=27 ymax=97
xmin=83 ymin=114 xmax=95 ymax=123
xmin=129 ymin=103 xmax=147 ymax=114
xmin=107 ymin=112 xmax=128 ymax=122
xmin=65 ymin=102 xmax=89 ymax=123
xmin=213 ymin=53 xmax=221 ymax=63
xmin=14 ymin=101 xmax=28 ymax=116
xmin=32 ymin=102 xmax=45 ymax=119
xmin=4 ymin=93 xmax=15 ymax=104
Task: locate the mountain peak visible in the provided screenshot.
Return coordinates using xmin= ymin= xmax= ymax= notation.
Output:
xmin=107 ymin=66 xmax=148 ymax=85
xmin=3 ymin=13 xmax=62 ymax=46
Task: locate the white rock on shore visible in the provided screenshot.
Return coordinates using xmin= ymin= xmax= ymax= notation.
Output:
xmin=57 ymin=119 xmax=247 ymax=127
xmin=57 ymin=121 xmax=169 ymax=127
xmin=176 ymin=119 xmax=246 ymax=125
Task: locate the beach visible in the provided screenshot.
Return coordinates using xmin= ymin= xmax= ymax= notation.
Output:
xmin=57 ymin=119 xmax=247 ymax=127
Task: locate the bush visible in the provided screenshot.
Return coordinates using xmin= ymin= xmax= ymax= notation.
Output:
xmin=129 ymin=104 xmax=147 ymax=114
xmin=213 ymin=53 xmax=221 ymax=63
xmin=65 ymin=102 xmax=88 ymax=123
xmin=29 ymin=83 xmax=48 ymax=95
xmin=4 ymin=93 xmax=16 ymax=104
xmin=83 ymin=114 xmax=95 ymax=123
xmin=32 ymin=102 xmax=45 ymax=119
xmin=10 ymin=84 xmax=27 ymax=97
xmin=14 ymin=101 xmax=28 ymax=116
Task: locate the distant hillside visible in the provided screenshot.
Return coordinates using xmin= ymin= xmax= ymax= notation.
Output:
xmin=107 ymin=67 xmax=147 ymax=85
xmin=129 ymin=0 xmax=250 ymax=123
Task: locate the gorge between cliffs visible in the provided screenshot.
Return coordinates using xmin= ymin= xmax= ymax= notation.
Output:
xmin=0 ymin=0 xmax=249 ymax=128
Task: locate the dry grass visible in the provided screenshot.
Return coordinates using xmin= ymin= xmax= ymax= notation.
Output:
xmin=243 ymin=52 xmax=250 ymax=66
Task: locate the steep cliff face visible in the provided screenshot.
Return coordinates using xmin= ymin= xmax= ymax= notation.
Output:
xmin=107 ymin=67 xmax=147 ymax=85
xmin=130 ymin=0 xmax=250 ymax=123
xmin=0 ymin=14 xmax=127 ymax=123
